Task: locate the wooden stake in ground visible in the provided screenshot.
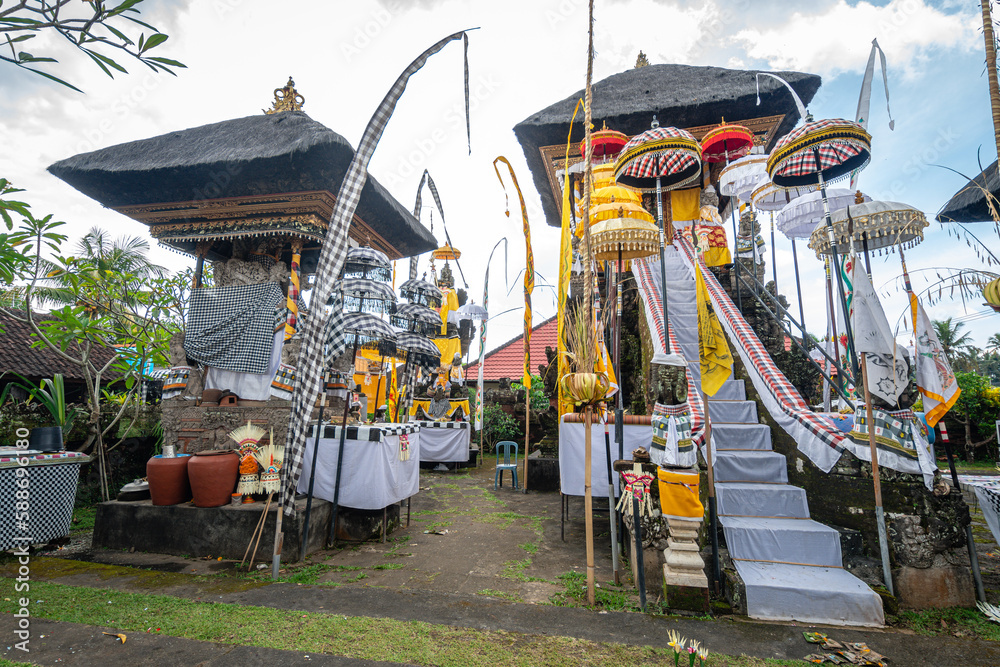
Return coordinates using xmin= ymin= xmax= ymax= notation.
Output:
xmin=523 ymin=381 xmax=530 ymax=492
xmin=584 ymin=404 xmax=596 ymax=606
xmin=271 ymin=427 xmax=285 ymax=579
xmin=248 ymin=492 xmax=273 ymax=572
xmin=859 ymin=352 xmax=894 ymax=596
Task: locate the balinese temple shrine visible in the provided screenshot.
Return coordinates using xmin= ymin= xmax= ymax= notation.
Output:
xmin=48 ymin=79 xmax=437 ymax=454
xmin=514 ymin=60 xmax=974 ymax=625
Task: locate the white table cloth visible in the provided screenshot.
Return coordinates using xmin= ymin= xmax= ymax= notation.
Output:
xmin=558 ymin=415 xmax=652 ymax=497
xmin=415 ymin=422 xmax=471 ymax=463
xmin=298 ymin=426 xmax=420 ymax=510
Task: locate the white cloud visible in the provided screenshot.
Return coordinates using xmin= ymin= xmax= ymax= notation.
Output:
xmin=734 ymin=0 xmax=978 ymax=79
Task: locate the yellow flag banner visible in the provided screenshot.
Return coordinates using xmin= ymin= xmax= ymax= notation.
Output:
xmin=558 ymin=99 xmax=584 ymax=417
xmin=696 ymin=261 xmax=733 ymax=397
xmin=493 ymin=156 xmax=534 ymax=388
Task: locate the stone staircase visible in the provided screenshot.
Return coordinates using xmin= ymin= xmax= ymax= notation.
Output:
xmin=657 ymin=247 xmax=884 ymax=627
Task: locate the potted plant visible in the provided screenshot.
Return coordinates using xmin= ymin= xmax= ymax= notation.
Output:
xmin=0 ymin=373 xmax=79 ymax=451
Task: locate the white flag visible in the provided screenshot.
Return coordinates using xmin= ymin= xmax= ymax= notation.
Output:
xmin=852 ymin=264 xmax=908 ymax=405
xmin=911 ymin=294 xmax=960 ymax=427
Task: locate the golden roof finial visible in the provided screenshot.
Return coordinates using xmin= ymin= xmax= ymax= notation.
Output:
xmin=635 ymin=51 xmax=650 ymax=68
xmin=265 ymin=77 xmax=305 ymax=115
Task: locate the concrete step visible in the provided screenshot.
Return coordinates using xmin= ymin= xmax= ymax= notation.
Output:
xmin=708 ymin=400 xmax=758 ymax=424
xmin=714 ymin=450 xmax=788 ymax=484
xmin=711 ymin=423 xmax=772 ymax=451
xmin=720 ymin=516 xmax=843 ymax=567
xmin=732 ymin=561 xmax=884 ymax=627
xmin=712 ymin=379 xmax=747 ymax=401
xmin=715 ymin=482 xmax=810 ymax=518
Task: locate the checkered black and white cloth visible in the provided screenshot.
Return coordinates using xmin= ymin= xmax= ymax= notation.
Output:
xmin=309 ymin=422 xmax=419 ymax=443
xmin=0 ymin=459 xmax=86 ymax=550
xmin=185 ymin=282 xmax=284 ymax=375
xmin=414 ymin=420 xmax=470 ymax=430
xmin=281 ymin=31 xmax=471 ymax=516
xmin=615 ymin=126 xmax=701 ymax=187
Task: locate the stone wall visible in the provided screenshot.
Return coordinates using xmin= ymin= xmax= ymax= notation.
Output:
xmin=161 ymin=398 xmax=299 ymax=453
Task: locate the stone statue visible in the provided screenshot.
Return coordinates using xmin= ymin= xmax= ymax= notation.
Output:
xmin=168 ymin=332 xmax=203 ymax=400
xmin=429 ymin=386 xmax=451 ymax=420
xmin=653 ymin=363 xmax=687 ymax=406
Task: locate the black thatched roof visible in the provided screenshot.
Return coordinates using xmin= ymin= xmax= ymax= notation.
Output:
xmin=48 ymin=111 xmax=436 ymax=257
xmin=513 ymin=64 xmax=822 ymax=225
xmin=936 ymin=159 xmax=999 ymax=223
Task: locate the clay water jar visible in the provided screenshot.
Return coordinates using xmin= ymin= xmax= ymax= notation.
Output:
xmin=147 ymin=454 xmax=192 ymax=506
xmin=187 ymin=449 xmax=240 ymax=508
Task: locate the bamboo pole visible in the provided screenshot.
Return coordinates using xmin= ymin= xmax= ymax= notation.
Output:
xmin=982 ymin=0 xmax=1000 ymax=160
xmin=522 ymin=388 xmax=530 ymax=492
xmin=859 ymin=352 xmax=894 ymax=596
xmin=584 ymin=404 xmax=596 ymax=606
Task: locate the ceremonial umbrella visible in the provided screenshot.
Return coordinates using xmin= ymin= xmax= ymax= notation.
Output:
xmin=390 ymin=302 xmax=441 ymax=336
xmin=432 ymin=243 xmax=461 ymax=261
xmin=767 ymin=118 xmax=872 ymax=377
xmin=335 ymin=278 xmax=397 ymax=314
xmin=750 ymin=179 xmax=819 ymax=307
xmin=456 ymin=301 xmax=488 ymax=322
xmin=774 ymin=187 xmax=869 ymax=330
xmin=807 ymin=200 xmax=928 ymax=261
xmin=399 ymin=278 xmax=443 ymax=308
xmin=343 ymin=245 xmax=392 ymax=282
xmin=579 ymin=122 xmax=628 ymax=161
xmin=614 ymin=121 xmax=702 ymax=353
xmin=700 ymin=122 xmax=754 ymax=164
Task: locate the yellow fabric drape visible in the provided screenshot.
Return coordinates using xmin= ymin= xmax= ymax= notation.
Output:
xmin=438 ymin=287 xmax=459 ymax=335
xmin=432 ymin=337 xmax=462 ymax=368
xmin=696 ymin=262 xmax=733 ymax=397
xmin=657 ymin=468 xmax=703 ymax=521
xmin=557 ymin=99 xmax=584 ymax=417
xmin=670 ymin=187 xmax=701 ymax=222
xmin=387 ymin=363 xmax=399 ymax=422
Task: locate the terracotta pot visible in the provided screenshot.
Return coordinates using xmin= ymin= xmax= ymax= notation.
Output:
xmin=147 ymin=454 xmax=192 ymax=506
xmin=187 ymin=449 xmax=239 ymax=508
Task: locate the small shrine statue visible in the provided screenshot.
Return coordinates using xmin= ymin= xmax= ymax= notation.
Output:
xmin=429 ymin=386 xmax=452 ymax=420
xmin=346 ymin=401 xmax=363 ymax=425
xmin=164 ymin=332 xmax=203 ymax=400
xmin=649 ymin=362 xmax=695 ymax=469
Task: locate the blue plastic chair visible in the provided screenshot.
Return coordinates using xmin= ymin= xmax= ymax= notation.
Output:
xmin=494 ymin=441 xmax=519 ymax=490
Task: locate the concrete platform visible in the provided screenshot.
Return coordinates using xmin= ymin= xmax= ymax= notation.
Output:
xmin=93 ymin=497 xmax=333 ymax=562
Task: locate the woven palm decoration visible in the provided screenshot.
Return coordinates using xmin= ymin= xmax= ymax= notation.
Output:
xmin=253 ymin=432 xmax=284 ymax=494
xmin=237 ymin=455 xmax=260 ymax=495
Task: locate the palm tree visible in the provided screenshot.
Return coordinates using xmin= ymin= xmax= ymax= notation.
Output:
xmin=19 ymin=227 xmax=165 ymax=313
xmin=987 ymin=332 xmax=1000 ymax=354
xmin=932 ymin=317 xmax=975 ymax=359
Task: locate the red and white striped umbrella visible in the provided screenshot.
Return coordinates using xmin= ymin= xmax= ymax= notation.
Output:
xmin=767 ymin=118 xmax=872 ymax=187
xmin=613 ymin=126 xmax=702 ymax=191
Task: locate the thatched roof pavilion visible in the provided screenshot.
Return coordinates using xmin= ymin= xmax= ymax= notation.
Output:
xmin=936 ymin=159 xmax=999 ymax=223
xmin=49 ymin=109 xmax=435 ymax=272
xmin=513 ymin=63 xmax=822 ymax=226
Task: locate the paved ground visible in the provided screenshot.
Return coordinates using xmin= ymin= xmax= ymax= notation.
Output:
xmin=8 ymin=460 xmax=1000 ymax=666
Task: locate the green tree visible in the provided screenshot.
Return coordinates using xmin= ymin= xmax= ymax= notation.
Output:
xmin=933 ymin=317 xmax=978 ymax=373
xmin=0 ymin=0 xmax=184 ymax=92
xmin=948 ymin=372 xmax=1000 ymax=462
xmin=987 ymin=333 xmax=1000 ymax=354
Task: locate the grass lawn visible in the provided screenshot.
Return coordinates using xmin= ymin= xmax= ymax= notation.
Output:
xmin=0 ymin=580 xmax=803 ymax=667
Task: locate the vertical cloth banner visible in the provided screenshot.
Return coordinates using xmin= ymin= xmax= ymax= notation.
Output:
xmin=280 ymin=30 xmax=472 ymax=516
xmin=695 ymin=260 xmax=733 ymax=397
xmin=910 ymin=293 xmax=960 ymax=426
xmin=558 ymin=99 xmax=584 ymax=418
xmin=852 ymin=38 xmax=893 ymax=190
xmin=852 ymin=264 xmax=908 ymax=406
xmin=411 ymin=169 xmax=450 ymax=281
xmin=284 ymin=244 xmax=301 ymax=340
xmin=493 ymin=156 xmax=534 ymax=388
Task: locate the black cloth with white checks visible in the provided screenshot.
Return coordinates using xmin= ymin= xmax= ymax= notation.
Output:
xmin=310 ymin=422 xmax=420 ymax=442
xmin=281 ymin=30 xmax=471 ymax=516
xmin=185 ymin=282 xmax=284 ymax=374
xmin=415 ymin=420 xmax=470 ymax=430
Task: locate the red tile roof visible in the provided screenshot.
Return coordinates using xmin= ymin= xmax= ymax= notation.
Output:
xmin=465 ymin=315 xmax=557 ymax=382
xmin=0 ymin=309 xmax=119 ymax=383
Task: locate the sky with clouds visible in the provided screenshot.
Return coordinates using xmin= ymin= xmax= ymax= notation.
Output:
xmin=2 ymin=0 xmax=998 ymax=356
